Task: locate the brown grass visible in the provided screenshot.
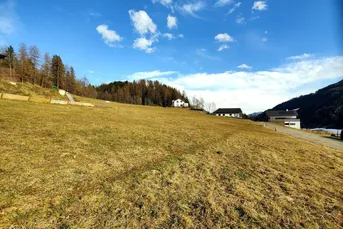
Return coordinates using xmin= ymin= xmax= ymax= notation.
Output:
xmin=0 ymin=96 xmax=343 ymax=228
xmin=0 ymin=80 xmax=65 ymax=100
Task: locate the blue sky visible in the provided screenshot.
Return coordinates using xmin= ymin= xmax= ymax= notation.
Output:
xmin=1 ymin=0 xmax=343 ymax=113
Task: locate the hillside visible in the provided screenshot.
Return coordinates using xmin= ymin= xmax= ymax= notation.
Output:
xmin=1 ymin=95 xmax=343 ymax=228
xmin=0 ymin=80 xmax=66 ymax=100
xmin=258 ymin=79 xmax=343 ymax=128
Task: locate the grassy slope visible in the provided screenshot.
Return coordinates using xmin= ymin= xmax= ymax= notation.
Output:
xmin=0 ymin=80 xmax=66 ymax=100
xmin=0 ymin=98 xmax=343 ymax=228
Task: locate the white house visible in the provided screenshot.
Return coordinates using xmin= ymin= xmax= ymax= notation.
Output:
xmin=213 ymin=108 xmax=243 ymax=118
xmin=172 ymin=99 xmax=189 ymax=108
xmin=266 ymin=109 xmax=301 ymax=129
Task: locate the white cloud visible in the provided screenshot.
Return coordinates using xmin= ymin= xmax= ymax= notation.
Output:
xmin=167 ymin=15 xmax=177 ymax=29
xmin=252 ymin=1 xmax=267 ymax=11
xmin=218 ymin=44 xmax=229 ymax=51
xmin=236 ymin=16 xmax=245 ymax=24
xmin=133 ymin=37 xmax=156 ymax=54
xmin=129 ymin=10 xmax=157 ymax=36
xmin=215 ymin=33 xmax=234 ymax=42
xmin=261 ymin=37 xmax=267 ymax=42
xmin=178 ymin=34 xmax=184 ymax=38
xmin=163 ymin=33 xmax=174 ymax=40
xmin=228 ymin=2 xmax=241 ymax=14
xmin=237 ymin=64 xmax=252 ymax=69
xmin=214 ymin=0 xmax=232 ymax=7
xmin=152 ymin=0 xmax=173 ymax=6
xmin=135 ymin=56 xmax=343 ymax=113
xmin=287 ymin=53 xmax=313 ymax=60
xmin=128 ymin=70 xmax=177 ymax=80
xmin=96 ymin=25 xmax=123 ymax=47
xmin=178 ymin=2 xmax=206 ymax=18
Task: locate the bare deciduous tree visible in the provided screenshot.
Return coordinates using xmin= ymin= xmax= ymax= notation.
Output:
xmin=205 ymin=101 xmax=217 ymax=113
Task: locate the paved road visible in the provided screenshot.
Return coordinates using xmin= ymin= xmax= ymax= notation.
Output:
xmin=260 ymin=122 xmax=343 ymax=151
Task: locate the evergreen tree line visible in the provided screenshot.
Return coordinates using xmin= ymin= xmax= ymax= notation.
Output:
xmin=0 ymin=44 xmax=97 ymax=98
xmin=96 ymin=80 xmax=189 ymax=106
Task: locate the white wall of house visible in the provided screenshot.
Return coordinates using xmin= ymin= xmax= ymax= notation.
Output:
xmin=284 ymin=120 xmax=301 ymax=129
xmin=173 ymin=99 xmax=186 ymax=107
xmin=216 ymin=113 xmax=242 ymax=118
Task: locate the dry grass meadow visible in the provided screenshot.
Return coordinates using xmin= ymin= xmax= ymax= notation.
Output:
xmin=1 ymin=96 xmax=343 ymax=228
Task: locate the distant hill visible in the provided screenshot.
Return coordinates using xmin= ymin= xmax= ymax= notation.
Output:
xmin=257 ymin=79 xmax=343 ymax=129
xmin=248 ymin=111 xmax=263 ymax=117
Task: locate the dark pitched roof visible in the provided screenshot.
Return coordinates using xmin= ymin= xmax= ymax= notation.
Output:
xmin=0 ymin=54 xmax=6 ymax=59
xmin=265 ymin=110 xmax=298 ymax=117
xmin=213 ymin=108 xmax=242 ymax=114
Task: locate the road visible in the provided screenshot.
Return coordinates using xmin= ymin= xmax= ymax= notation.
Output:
xmin=260 ymin=122 xmax=343 ymax=151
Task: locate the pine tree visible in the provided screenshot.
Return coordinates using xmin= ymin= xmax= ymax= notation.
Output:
xmin=5 ymin=46 xmax=15 ymax=78
xmin=51 ymin=55 xmax=65 ymax=89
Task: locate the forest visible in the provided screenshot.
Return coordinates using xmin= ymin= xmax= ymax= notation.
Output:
xmin=0 ymin=44 xmax=190 ymax=107
xmin=97 ymin=80 xmax=189 ymax=107
xmin=0 ymin=44 xmax=98 ymax=98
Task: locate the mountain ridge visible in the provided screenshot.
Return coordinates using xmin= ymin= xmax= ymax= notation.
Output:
xmin=257 ymin=78 xmax=343 ymax=129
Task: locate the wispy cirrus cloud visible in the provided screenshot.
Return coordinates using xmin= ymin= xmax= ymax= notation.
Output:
xmin=214 ymin=0 xmax=232 ymax=8
xmin=152 ymin=0 xmax=172 ymax=6
xmin=235 ymin=15 xmax=245 ymax=24
xmin=163 ymin=33 xmax=174 ymax=40
xmin=177 ymin=1 xmax=206 ymax=18
xmin=227 ymin=2 xmax=241 ymax=14
xmin=218 ymin=44 xmax=229 ymax=52
xmin=287 ymin=53 xmax=314 ymax=60
xmin=128 ymin=70 xmax=178 ymax=80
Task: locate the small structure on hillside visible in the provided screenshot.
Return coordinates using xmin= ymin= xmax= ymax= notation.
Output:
xmin=0 ymin=54 xmax=6 ymax=60
xmin=172 ymin=99 xmax=189 ymax=108
xmin=213 ymin=108 xmax=243 ymax=118
xmin=58 ymin=89 xmax=66 ymax=96
xmin=266 ymin=109 xmax=301 ymax=129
